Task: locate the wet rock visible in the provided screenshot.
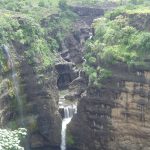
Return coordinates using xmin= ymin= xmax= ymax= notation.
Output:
xmin=59 ymin=107 xmax=65 ymax=118
xmin=60 ymin=19 xmax=92 ymax=64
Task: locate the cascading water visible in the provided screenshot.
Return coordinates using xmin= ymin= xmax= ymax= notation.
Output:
xmin=61 ymin=105 xmax=77 ymax=150
xmin=3 ymin=45 xmax=24 ymax=125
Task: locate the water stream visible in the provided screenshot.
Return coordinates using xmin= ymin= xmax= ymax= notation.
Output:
xmin=3 ymin=45 xmax=24 ymax=125
xmin=61 ymin=105 xmax=77 ymax=150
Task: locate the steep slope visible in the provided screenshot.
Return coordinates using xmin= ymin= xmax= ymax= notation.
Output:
xmin=0 ymin=1 xmax=75 ymax=149
xmin=0 ymin=1 xmax=105 ymax=150
xmin=0 ymin=1 xmax=150 ymax=150
xmin=68 ymin=62 xmax=150 ymax=150
xmin=67 ymin=7 xmax=150 ymax=150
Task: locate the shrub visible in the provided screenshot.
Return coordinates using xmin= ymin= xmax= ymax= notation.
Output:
xmin=0 ymin=128 xmax=27 ymax=150
xmin=137 ymin=32 xmax=150 ymax=52
xmin=106 ymin=8 xmax=124 ymax=20
xmin=26 ymin=38 xmax=55 ymax=68
xmin=83 ymin=6 xmax=150 ymax=86
xmin=38 ymin=1 xmax=45 ymax=7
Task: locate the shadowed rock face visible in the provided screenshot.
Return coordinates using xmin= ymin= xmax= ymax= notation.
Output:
xmin=16 ymin=43 xmax=62 ymax=150
xmin=73 ymin=10 xmax=102 ymax=26
xmin=55 ymin=63 xmax=78 ymax=90
xmin=67 ymin=62 xmax=150 ymax=150
xmin=59 ymin=6 xmax=106 ymax=65
xmin=0 ymin=5 xmax=107 ymax=150
xmin=60 ymin=21 xmax=92 ymax=64
xmin=70 ymin=5 xmax=116 ymax=25
xmin=65 ymin=10 xmax=150 ymax=150
xmin=70 ymin=6 xmax=104 ymax=17
xmin=128 ymin=14 xmax=150 ymax=31
xmin=67 ymin=79 xmax=117 ymax=150
xmin=0 ymin=40 xmax=62 ymax=150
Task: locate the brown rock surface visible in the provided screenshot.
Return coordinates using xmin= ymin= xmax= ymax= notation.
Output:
xmin=68 ymin=62 xmax=150 ymax=150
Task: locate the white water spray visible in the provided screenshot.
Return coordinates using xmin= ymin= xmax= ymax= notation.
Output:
xmin=61 ymin=105 xmax=77 ymax=150
xmin=3 ymin=45 xmax=24 ymax=125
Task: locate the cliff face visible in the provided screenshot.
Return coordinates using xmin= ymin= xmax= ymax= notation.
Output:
xmin=68 ymin=61 xmax=150 ymax=150
xmin=67 ymin=9 xmax=150 ymax=150
xmin=60 ymin=6 xmax=105 ymax=64
xmin=0 ymin=42 xmax=61 ymax=150
xmin=110 ymin=63 xmax=150 ymax=150
xmin=17 ymin=43 xmax=61 ymax=150
xmin=1 ymin=3 xmax=150 ymax=150
xmin=70 ymin=6 xmax=104 ymax=25
xmin=128 ymin=14 xmax=150 ymax=31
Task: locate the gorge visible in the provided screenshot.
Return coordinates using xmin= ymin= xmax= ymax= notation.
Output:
xmin=0 ymin=0 xmax=150 ymax=150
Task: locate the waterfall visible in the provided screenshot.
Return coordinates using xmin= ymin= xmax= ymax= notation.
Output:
xmin=82 ymin=57 xmax=86 ymax=63
xmin=78 ymin=69 xmax=81 ymax=78
xmin=3 ymin=45 xmax=24 ymax=125
xmin=89 ymin=32 xmax=93 ymax=40
xmin=61 ymin=105 xmax=77 ymax=150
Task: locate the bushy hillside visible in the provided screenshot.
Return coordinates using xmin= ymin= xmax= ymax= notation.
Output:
xmin=84 ymin=5 xmax=150 ymax=86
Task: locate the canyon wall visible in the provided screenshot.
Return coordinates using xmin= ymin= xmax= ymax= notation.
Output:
xmin=1 ymin=4 xmax=150 ymax=150
xmin=68 ymin=61 xmax=150 ymax=150
xmin=66 ymin=9 xmax=150 ymax=150
xmin=0 ymin=42 xmax=61 ymax=150
xmin=0 ymin=6 xmax=105 ymax=150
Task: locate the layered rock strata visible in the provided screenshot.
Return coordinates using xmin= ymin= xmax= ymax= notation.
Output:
xmin=68 ymin=62 xmax=150 ymax=150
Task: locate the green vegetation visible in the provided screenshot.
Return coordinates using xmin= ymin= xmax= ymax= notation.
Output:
xmin=0 ymin=128 xmax=27 ymax=150
xmin=84 ymin=5 xmax=150 ymax=86
xmin=0 ymin=0 xmax=150 ymax=148
xmin=0 ymin=1 xmax=77 ymax=149
xmin=0 ymin=0 xmax=60 ymax=20
xmin=0 ymin=0 xmax=77 ymax=71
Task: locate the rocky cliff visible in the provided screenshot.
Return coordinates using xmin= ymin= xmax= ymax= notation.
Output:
xmin=68 ymin=61 xmax=150 ymax=150
xmin=0 ymin=41 xmax=62 ymax=150
xmin=67 ymin=10 xmax=150 ymax=150
xmin=0 ymin=16 xmax=62 ymax=150
xmin=1 ymin=2 xmax=150 ymax=150
xmin=0 ymin=5 xmax=105 ymax=150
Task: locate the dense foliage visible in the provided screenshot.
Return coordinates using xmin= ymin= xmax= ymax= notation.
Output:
xmin=84 ymin=5 xmax=150 ymax=86
xmin=0 ymin=128 xmax=27 ymax=150
xmin=0 ymin=0 xmax=77 ymax=71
